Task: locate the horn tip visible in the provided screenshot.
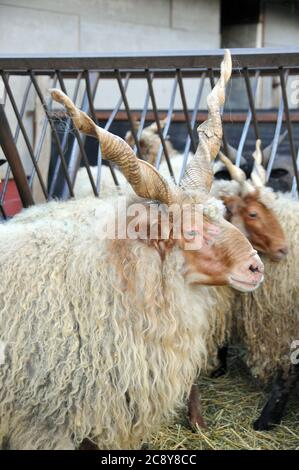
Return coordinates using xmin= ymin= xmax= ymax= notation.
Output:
xmin=49 ymin=88 xmax=66 ymax=103
xmin=222 ymin=49 xmax=232 ymax=83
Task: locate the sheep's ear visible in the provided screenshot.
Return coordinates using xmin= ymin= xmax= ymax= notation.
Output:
xmin=132 ymin=209 xmax=174 ymax=257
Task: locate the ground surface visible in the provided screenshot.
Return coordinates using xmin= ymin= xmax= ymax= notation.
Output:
xmin=150 ymin=352 xmax=299 ymax=450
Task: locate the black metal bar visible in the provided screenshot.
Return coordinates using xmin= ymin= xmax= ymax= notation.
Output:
xmin=1 ymin=48 xmax=299 ymax=72
xmin=243 ymin=67 xmax=261 ymax=141
xmin=115 ymin=70 xmax=142 ymax=158
xmin=99 ymin=73 xmax=131 ymax=189
xmin=49 ymin=72 xmax=80 ymax=195
xmin=179 ymin=72 xmax=206 ymax=183
xmin=30 ymin=70 xmax=74 ymax=198
xmin=133 ymin=88 xmax=150 ymax=155
xmin=29 ymin=74 xmax=58 ymax=188
xmin=105 ymin=74 xmax=130 ymax=131
xmin=85 ymin=70 xmax=120 ymax=189
xmin=155 ymin=77 xmax=177 ymax=172
xmin=15 ymin=77 xmax=32 ymax=142
xmin=243 ymin=68 xmax=268 ymax=166
xmin=1 ymin=76 xmax=32 ymax=204
xmin=176 ymin=69 xmax=197 ymax=153
xmin=235 ymin=71 xmax=260 ymax=167
xmin=145 ymin=70 xmax=174 ymax=179
xmin=59 ymin=71 xmax=98 ymax=197
xmin=0 ymin=104 xmax=34 ymax=207
xmin=279 ymin=67 xmax=299 ymax=197
xmin=1 ymin=72 xmax=48 ymax=200
xmin=265 ymin=85 xmax=286 ymax=180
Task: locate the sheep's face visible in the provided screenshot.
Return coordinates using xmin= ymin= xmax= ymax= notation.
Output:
xmin=222 ymin=191 xmax=288 ymax=262
xmin=130 ymin=199 xmax=264 ymax=293
xmin=181 ymin=213 xmax=264 ymax=292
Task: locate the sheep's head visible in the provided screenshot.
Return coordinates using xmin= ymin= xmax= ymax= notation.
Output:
xmin=219 ymin=141 xmax=288 ymax=262
xmin=214 ymin=130 xmax=289 ymax=191
xmin=49 ymin=50 xmax=264 ymax=293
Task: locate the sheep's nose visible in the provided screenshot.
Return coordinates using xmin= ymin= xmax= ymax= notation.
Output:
xmin=249 ymin=264 xmax=260 ymax=273
xmin=278 ymin=246 xmax=288 ymax=257
xmin=248 ymin=254 xmax=264 ymax=275
xmin=273 ymin=245 xmax=288 ymax=261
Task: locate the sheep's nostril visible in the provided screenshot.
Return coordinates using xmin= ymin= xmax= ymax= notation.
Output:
xmin=278 ymin=247 xmax=288 ymax=256
xmin=249 ymin=264 xmax=260 ymax=273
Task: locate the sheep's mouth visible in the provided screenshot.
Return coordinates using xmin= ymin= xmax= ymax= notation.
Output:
xmin=229 ymin=275 xmax=264 ymax=292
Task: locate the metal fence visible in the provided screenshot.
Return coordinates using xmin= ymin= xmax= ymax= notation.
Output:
xmin=1 ymin=47 xmax=299 ymax=218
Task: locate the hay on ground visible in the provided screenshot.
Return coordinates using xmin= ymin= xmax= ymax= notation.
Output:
xmin=150 ymin=351 xmax=299 ymax=450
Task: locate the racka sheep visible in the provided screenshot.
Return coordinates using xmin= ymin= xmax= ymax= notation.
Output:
xmin=235 ymin=193 xmax=299 ymax=430
xmin=0 ymin=51 xmax=264 ymax=449
xmin=191 ymin=144 xmax=297 ymax=431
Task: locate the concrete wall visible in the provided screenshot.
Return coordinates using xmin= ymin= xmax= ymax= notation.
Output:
xmin=0 ymin=0 xmax=220 ymax=52
xmin=0 ymin=0 xmax=220 ymax=175
xmin=264 ymin=1 xmax=299 ymax=47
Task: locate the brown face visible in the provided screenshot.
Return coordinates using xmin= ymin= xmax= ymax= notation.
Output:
xmin=181 ymin=215 xmax=264 ymax=292
xmin=222 ymin=192 xmax=288 ymax=262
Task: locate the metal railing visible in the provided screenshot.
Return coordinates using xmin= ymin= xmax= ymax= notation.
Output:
xmin=0 ymin=47 xmax=299 ymax=218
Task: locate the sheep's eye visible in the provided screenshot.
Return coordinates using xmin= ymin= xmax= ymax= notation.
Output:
xmin=248 ymin=211 xmax=257 ymax=219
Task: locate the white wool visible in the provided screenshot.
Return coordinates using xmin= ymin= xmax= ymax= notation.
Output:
xmin=0 ymin=195 xmax=221 ymax=449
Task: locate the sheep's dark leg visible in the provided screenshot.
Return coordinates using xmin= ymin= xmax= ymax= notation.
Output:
xmin=187 ymin=384 xmax=208 ymax=430
xmin=211 ymin=345 xmax=228 ymax=378
xmin=79 ymin=438 xmax=99 ymax=450
xmin=253 ymin=365 xmax=298 ymax=431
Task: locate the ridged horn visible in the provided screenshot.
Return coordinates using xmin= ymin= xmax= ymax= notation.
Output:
xmin=251 ymin=139 xmax=266 ymax=188
xmin=219 ymin=151 xmax=246 ymax=183
xmin=49 ymin=89 xmax=176 ymax=205
xmin=180 ymin=49 xmax=232 ymax=193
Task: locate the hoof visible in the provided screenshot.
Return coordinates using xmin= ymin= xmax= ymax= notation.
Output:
xmin=253 ymin=417 xmax=272 ymax=431
xmin=188 ymin=414 xmax=208 ymax=431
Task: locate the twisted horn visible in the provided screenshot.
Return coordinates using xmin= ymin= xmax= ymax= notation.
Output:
xmin=49 ymin=89 xmax=176 ymax=205
xmin=251 ymin=139 xmax=266 ymax=188
xmin=219 ymin=151 xmax=246 ymax=183
xmin=262 ymin=130 xmax=288 ymax=165
xmin=180 ymin=49 xmax=232 ymax=193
